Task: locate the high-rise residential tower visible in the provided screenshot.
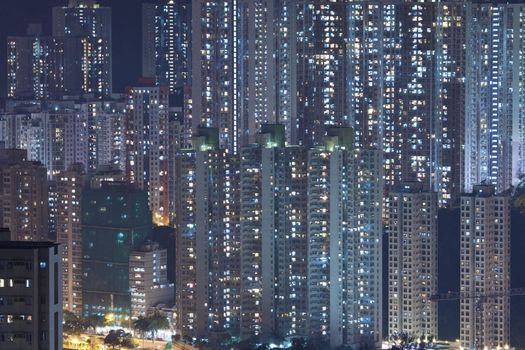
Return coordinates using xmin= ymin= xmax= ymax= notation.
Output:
xmin=307 ymin=129 xmax=383 ymax=348
xmin=7 ymin=25 xmax=63 ymax=100
xmin=191 ymin=0 xmax=276 ymax=153
xmin=129 ymin=241 xmax=174 ymax=319
xmin=283 ymin=1 xmax=347 ymax=147
xmin=52 ymin=0 xmax=112 ymax=98
xmin=386 ymin=183 xmax=438 ymax=338
xmin=56 ymin=163 xmax=85 ymax=316
xmin=240 ymin=125 xmax=308 ymax=340
xmin=239 ymin=127 xmax=383 ymax=347
xmin=0 ymin=99 xmax=127 ymax=177
xmin=125 ymin=82 xmax=170 ymax=225
xmin=464 ymin=2 xmax=525 ymax=193
xmin=142 ymin=0 xmax=191 ymax=101
xmin=346 ymin=1 xmax=468 ymax=206
xmin=0 ymin=148 xmax=48 ymax=241
xmin=174 ymin=128 xmax=241 ymax=340
xmin=459 ymin=184 xmax=510 ymax=350
xmin=142 ymin=3 xmax=157 ymax=80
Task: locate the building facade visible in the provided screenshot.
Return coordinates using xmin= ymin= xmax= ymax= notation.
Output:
xmin=307 ymin=130 xmax=383 ymax=348
xmin=0 ymin=99 xmax=127 ymax=177
xmin=191 ymin=0 xmax=276 ymax=153
xmin=0 ymin=238 xmax=62 ymax=350
xmin=0 ymin=148 xmax=48 ymax=241
xmin=81 ymin=181 xmax=150 ymax=321
xmin=52 ymin=0 xmax=112 ymax=98
xmin=386 ymin=184 xmax=438 ymax=338
xmin=56 ymin=163 xmax=85 ymax=316
xmin=174 ymin=129 xmax=241 ymax=340
xmin=459 ymin=184 xmax=510 ymax=350
xmin=129 ymin=241 xmax=174 ymax=319
xmin=125 ymin=83 xmax=170 ymax=225
xmin=464 ymin=2 xmax=525 ymax=193
xmin=240 ymin=125 xmax=308 ymax=340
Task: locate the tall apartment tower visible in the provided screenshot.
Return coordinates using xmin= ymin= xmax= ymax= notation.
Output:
xmin=191 ymin=0 xmax=276 ymax=153
xmin=346 ymin=147 xmax=384 ymax=348
xmin=0 ymin=148 xmax=48 ymax=241
xmin=240 ymin=125 xmax=308 ymax=340
xmin=386 ymin=183 xmax=438 ymax=338
xmin=174 ymin=128 xmax=241 ymax=340
xmin=276 ymin=1 xmax=346 ymax=147
xmin=142 ymin=3 xmax=157 ymax=80
xmin=125 ymin=82 xmax=170 ymax=226
xmin=464 ymin=2 xmax=525 ymax=193
xmin=142 ymin=1 xmax=191 ymax=99
xmin=52 ymin=0 xmax=112 ymax=98
xmin=346 ymin=1 xmax=467 ymax=206
xmin=77 ymin=99 xmax=127 ymax=173
xmin=6 ymin=25 xmax=63 ymax=100
xmin=307 ymin=129 xmax=383 ymax=348
xmin=56 ymin=163 xmax=85 ymax=316
xmin=460 ymin=184 xmax=510 ymax=350
xmin=0 ymin=237 xmax=63 ymax=350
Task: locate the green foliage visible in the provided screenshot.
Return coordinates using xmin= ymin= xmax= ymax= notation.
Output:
xmin=388 ymin=332 xmax=435 ymax=350
xmin=132 ymin=312 xmax=170 ymax=340
xmin=63 ymin=310 xmax=85 ymax=335
xmin=104 ymin=329 xmax=135 ymax=349
xmin=147 ymin=311 xmax=170 ymax=338
xmin=133 ymin=317 xmax=150 ymax=336
xmin=84 ymin=314 xmax=105 ymax=334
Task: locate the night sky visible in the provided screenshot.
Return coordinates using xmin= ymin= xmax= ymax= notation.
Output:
xmin=0 ymin=0 xmax=147 ymax=100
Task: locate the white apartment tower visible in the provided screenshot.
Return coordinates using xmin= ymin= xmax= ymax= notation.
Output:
xmin=464 ymin=2 xmax=525 ymax=193
xmin=240 ymin=125 xmax=308 ymax=340
xmin=276 ymin=1 xmax=346 ymax=147
xmin=346 ymin=1 xmax=468 ymax=206
xmin=129 ymin=241 xmax=174 ymax=319
xmin=386 ymin=183 xmax=438 ymax=338
xmin=460 ymin=184 xmax=510 ymax=350
xmin=307 ymin=129 xmax=383 ymax=348
xmin=125 ymin=83 xmax=170 ymax=225
xmin=191 ymin=0 xmax=276 ymax=153
xmin=56 ymin=163 xmax=85 ymax=316
xmin=175 ymin=128 xmax=241 ymax=340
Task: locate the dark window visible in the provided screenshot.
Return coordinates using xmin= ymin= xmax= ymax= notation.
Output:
xmin=54 ymin=262 xmax=58 ymax=305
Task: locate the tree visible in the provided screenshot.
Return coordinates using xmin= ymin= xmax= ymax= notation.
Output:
xmin=104 ymin=330 xmax=121 ymax=349
xmin=146 ymin=312 xmax=170 ymax=340
xmin=84 ymin=314 xmax=104 ymax=334
xmin=133 ymin=317 xmax=149 ymax=337
xmin=234 ymin=336 xmax=255 ymax=350
xmin=63 ymin=311 xmax=85 ymax=335
xmin=104 ymin=329 xmax=135 ymax=349
xmin=133 ymin=317 xmax=149 ymax=347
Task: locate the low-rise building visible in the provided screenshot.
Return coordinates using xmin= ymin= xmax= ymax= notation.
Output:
xmin=129 ymin=241 xmax=174 ymax=319
xmin=0 ymin=235 xmax=62 ymax=350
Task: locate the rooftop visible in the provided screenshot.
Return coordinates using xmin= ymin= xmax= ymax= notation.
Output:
xmin=0 ymin=241 xmax=59 ymax=249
